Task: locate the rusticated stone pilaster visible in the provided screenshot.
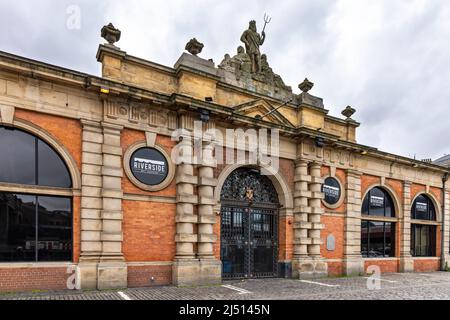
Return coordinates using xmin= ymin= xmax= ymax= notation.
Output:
xmin=400 ymin=181 xmax=414 ymax=272
xmin=293 ymin=160 xmax=327 ymax=279
xmin=97 ymin=122 xmax=127 ymax=290
xmin=78 ymin=120 xmax=103 ymax=290
xmin=197 ymin=141 xmax=217 ymax=258
xmin=173 ymin=130 xmax=200 ymax=286
xmin=293 ymin=160 xmax=310 ymax=267
xmin=443 ymin=181 xmax=450 ymax=270
xmin=344 ymin=169 xmax=364 ymax=276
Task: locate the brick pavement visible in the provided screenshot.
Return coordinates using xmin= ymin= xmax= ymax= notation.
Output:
xmin=2 ymin=272 xmax=450 ymax=300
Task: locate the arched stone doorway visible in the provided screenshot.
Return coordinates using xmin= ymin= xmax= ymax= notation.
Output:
xmin=220 ymin=167 xmax=280 ymax=280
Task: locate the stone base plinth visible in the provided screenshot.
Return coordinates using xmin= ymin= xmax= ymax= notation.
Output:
xmin=97 ymin=261 xmax=128 ymax=290
xmin=443 ymin=255 xmax=450 ymax=271
xmin=293 ymin=258 xmax=328 ymax=279
xmin=344 ymin=257 xmax=364 ymax=276
xmin=173 ymin=259 xmax=222 ymax=286
xmin=77 ymin=262 xmax=98 ymax=290
xmin=399 ymin=257 xmax=414 ymax=273
xmin=199 ymin=259 xmax=222 ymax=285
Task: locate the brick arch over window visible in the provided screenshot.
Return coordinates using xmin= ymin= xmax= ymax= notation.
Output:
xmin=7 ymin=119 xmax=81 ymax=190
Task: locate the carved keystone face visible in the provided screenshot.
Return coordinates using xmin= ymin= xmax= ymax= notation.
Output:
xmin=245 ymin=187 xmax=255 ymax=201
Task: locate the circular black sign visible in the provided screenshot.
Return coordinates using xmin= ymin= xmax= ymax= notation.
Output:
xmin=130 ymin=147 xmax=169 ymax=186
xmin=322 ymin=177 xmax=341 ymax=206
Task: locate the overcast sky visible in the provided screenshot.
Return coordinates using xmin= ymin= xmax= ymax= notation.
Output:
xmin=1 ymin=0 xmax=449 ymax=160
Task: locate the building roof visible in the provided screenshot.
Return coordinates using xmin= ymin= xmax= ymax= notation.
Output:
xmin=434 ymin=154 xmax=450 ymax=167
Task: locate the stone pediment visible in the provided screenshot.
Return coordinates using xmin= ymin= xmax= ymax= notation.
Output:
xmin=234 ymin=99 xmax=294 ymax=127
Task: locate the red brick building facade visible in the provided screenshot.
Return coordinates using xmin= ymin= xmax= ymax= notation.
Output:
xmin=0 ymin=24 xmax=448 ymax=292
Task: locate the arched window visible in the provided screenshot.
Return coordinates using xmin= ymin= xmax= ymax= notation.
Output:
xmin=361 ymin=187 xmax=396 ymax=258
xmin=411 ymin=194 xmax=437 ymax=257
xmin=0 ymin=126 xmax=72 ymax=188
xmin=362 ymin=187 xmax=394 ymax=217
xmin=0 ymin=126 xmax=72 ymax=262
xmin=411 ymin=194 xmax=436 ymax=221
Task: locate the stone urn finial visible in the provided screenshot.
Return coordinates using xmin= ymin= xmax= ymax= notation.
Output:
xmin=342 ymin=106 xmax=356 ymax=120
xmin=185 ymin=38 xmax=204 ymax=56
xmin=299 ymin=78 xmax=314 ymax=93
xmin=101 ymin=23 xmax=121 ymax=46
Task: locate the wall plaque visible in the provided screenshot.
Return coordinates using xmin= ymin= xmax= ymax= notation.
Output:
xmin=322 ymin=177 xmax=341 ymax=206
xmin=124 ymin=142 xmax=175 ymax=192
xmin=327 ymin=234 xmax=336 ymax=252
xmin=130 ymin=147 xmax=169 ymax=186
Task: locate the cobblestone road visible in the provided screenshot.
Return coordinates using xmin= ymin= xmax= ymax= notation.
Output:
xmin=2 ymin=272 xmax=450 ymax=300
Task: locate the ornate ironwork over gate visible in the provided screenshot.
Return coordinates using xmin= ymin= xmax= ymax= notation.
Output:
xmin=220 ymin=168 xmax=279 ymax=280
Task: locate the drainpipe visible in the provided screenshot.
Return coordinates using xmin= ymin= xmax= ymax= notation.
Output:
xmin=441 ymin=173 xmax=448 ymax=271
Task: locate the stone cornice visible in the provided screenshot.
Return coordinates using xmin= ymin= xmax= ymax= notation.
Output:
xmin=96 ymin=44 xmax=175 ymax=76
xmin=0 ymin=50 xmax=447 ymax=174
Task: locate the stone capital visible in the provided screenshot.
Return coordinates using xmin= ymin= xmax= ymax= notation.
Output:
xmin=346 ymin=169 xmax=362 ymax=177
xmin=294 ymin=159 xmax=310 ymax=167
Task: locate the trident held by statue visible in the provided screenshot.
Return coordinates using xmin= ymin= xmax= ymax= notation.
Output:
xmin=262 ymin=13 xmax=272 ymax=34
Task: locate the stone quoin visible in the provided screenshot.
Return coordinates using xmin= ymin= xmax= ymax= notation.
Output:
xmin=0 ymin=20 xmax=449 ymax=292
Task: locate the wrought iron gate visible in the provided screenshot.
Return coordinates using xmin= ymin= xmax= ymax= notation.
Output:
xmin=220 ymin=168 xmax=279 ymax=280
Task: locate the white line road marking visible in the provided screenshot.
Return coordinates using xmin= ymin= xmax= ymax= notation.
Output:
xmin=222 ymin=284 xmax=252 ymax=295
xmin=363 ymin=277 xmax=398 ymax=283
xmin=118 ymin=291 xmax=132 ymax=300
xmin=299 ymin=280 xmax=340 ymax=287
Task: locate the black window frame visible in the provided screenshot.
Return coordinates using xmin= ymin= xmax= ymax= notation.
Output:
xmin=411 ymin=224 xmax=436 ymax=257
xmin=361 ymin=220 xmax=396 ymax=258
xmin=0 ymin=126 xmax=74 ymax=263
xmin=0 ymin=192 xmax=73 ymax=263
xmin=410 ymin=194 xmax=437 ymax=257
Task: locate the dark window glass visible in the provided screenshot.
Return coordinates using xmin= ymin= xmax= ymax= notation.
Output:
xmin=37 ymin=197 xmax=72 ymax=262
xmin=385 ymin=194 xmax=394 ymax=218
xmin=411 ymin=224 xmax=436 ymax=257
xmin=362 ymin=187 xmax=395 ymax=217
xmin=322 ymin=177 xmax=341 ymax=205
xmin=361 ymin=221 xmax=369 ymax=257
xmin=412 ymin=195 xmax=436 ymax=221
xmin=370 ymin=221 xmax=385 ymax=257
xmin=0 ymin=127 xmax=36 ymax=185
xmin=362 ymin=195 xmax=369 ymax=215
xmin=361 ymin=221 xmax=395 ymax=258
xmin=233 ymin=210 xmax=243 ymax=228
xmin=369 ymin=188 xmax=385 ymax=216
xmin=0 ymin=126 xmax=72 ymax=188
xmin=222 ymin=209 xmax=231 ymax=226
xmin=37 ymin=140 xmax=71 ymax=188
xmin=0 ymin=193 xmax=36 ymax=262
xmin=384 ymin=222 xmax=394 ymax=257
xmin=0 ymin=193 xmax=72 ymax=262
